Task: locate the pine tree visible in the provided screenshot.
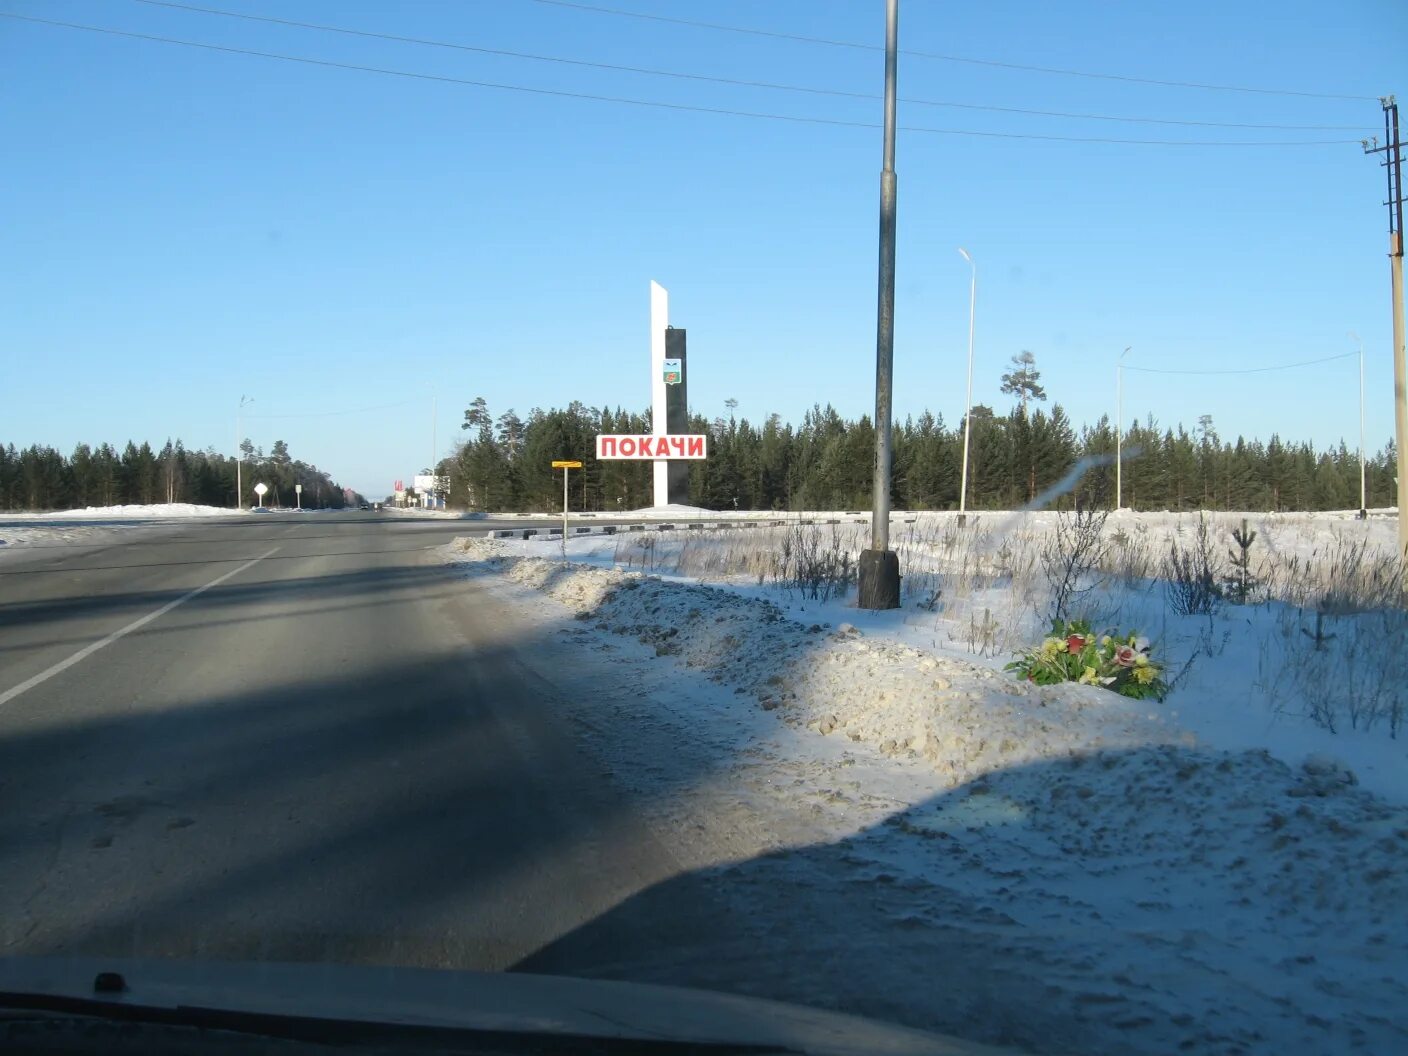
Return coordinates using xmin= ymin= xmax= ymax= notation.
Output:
xmin=999 ymin=351 xmax=1047 ymax=418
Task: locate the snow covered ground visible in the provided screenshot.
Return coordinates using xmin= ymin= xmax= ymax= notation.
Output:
xmin=444 ymin=524 xmax=1408 ymax=1056
xmin=0 ymin=503 xmax=240 ymax=551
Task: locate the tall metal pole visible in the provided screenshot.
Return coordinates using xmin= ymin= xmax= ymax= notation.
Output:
xmin=957 ymin=247 xmax=976 ymax=516
xmin=859 ymin=0 xmax=901 ymax=610
xmin=432 ymin=394 xmax=438 ymax=508
xmin=236 ymin=394 xmax=253 ymax=511
xmin=1352 ymin=330 xmax=1366 ymax=515
xmin=1116 ymin=347 xmax=1130 ymax=510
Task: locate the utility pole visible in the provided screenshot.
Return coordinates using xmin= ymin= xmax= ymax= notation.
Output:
xmin=1364 ymin=96 xmax=1406 ymax=556
xmin=431 ymin=394 xmax=438 ymax=508
xmin=859 ymin=0 xmax=901 ymax=610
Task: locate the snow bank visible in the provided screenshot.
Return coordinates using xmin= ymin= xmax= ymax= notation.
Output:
xmin=20 ymin=503 xmax=238 ymax=519
xmin=0 ymin=504 xmax=239 ymax=551
xmin=492 ymin=544 xmax=1187 ymax=790
xmin=449 ymin=538 xmax=1408 ymax=1055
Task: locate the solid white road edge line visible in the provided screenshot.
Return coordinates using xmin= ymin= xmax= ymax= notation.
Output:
xmin=0 ymin=546 xmax=282 ymax=708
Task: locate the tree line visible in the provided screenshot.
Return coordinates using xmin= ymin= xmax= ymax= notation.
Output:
xmin=444 ymin=353 xmax=1392 ymax=513
xmin=0 ymin=438 xmax=359 ymax=511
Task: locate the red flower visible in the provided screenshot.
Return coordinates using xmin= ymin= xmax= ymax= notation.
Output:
xmin=1066 ymin=634 xmax=1087 ymax=653
xmin=1114 ymin=645 xmax=1137 ymax=667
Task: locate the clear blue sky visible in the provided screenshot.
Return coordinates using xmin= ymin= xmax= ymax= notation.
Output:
xmin=4 ymin=0 xmax=1404 ymax=497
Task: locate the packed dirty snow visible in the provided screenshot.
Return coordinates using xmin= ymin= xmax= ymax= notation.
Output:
xmin=446 ymin=536 xmax=1408 ymax=1056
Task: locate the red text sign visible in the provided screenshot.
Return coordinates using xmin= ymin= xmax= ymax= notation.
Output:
xmin=595 ymin=434 xmax=708 ymax=460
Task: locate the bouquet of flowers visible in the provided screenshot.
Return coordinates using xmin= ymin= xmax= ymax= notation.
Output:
xmin=1005 ymin=619 xmax=1167 ymax=700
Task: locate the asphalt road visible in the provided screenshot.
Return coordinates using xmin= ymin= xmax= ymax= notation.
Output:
xmin=0 ymin=511 xmax=714 ymax=969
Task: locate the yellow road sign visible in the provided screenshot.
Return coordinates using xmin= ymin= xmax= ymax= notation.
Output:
xmin=551 ymin=460 xmax=583 ymax=469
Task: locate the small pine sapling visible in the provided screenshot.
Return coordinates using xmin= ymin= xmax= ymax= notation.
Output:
xmin=1227 ymin=518 xmax=1259 ymax=603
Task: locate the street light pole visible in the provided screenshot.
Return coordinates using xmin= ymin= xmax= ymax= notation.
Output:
xmin=957 ymin=247 xmax=976 ymax=517
xmin=236 ymin=395 xmax=253 ymax=511
xmin=859 ymin=0 xmax=902 ymax=610
xmin=1115 ymin=347 xmax=1130 ymax=510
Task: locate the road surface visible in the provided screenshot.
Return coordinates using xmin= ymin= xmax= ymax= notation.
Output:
xmin=0 ymin=511 xmax=726 ymax=969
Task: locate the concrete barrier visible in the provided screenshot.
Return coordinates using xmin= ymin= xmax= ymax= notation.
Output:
xmin=522 ymin=529 xmax=538 ymax=539
xmin=574 ymin=526 xmax=592 ymax=534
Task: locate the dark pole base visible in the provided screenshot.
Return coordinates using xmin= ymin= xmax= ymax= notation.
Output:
xmin=858 ymin=548 xmax=901 ymax=610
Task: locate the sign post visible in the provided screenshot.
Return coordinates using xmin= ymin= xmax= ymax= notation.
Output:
xmin=551 ymin=460 xmax=583 ymax=558
xmin=295 ymin=483 xmax=303 ymax=510
xmin=253 ymin=482 xmax=268 ymax=508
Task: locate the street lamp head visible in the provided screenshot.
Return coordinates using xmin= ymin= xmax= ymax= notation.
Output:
xmin=1121 ymin=346 xmax=1132 ymax=359
xmin=957 ymin=247 xmax=972 ymax=264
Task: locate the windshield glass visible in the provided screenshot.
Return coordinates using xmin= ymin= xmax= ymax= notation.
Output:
xmin=3 ymin=3 xmax=1407 ymax=1055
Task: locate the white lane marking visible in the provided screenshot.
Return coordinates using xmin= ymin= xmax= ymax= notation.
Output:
xmin=0 ymin=546 xmax=281 ymax=708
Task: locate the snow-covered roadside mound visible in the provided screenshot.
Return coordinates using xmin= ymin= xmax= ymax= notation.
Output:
xmin=466 ymin=539 xmax=1189 ymax=789
xmin=0 ymin=504 xmax=239 ymax=550
xmin=17 ymin=503 xmax=237 ymax=519
xmin=452 ymin=538 xmax=1408 ymax=1055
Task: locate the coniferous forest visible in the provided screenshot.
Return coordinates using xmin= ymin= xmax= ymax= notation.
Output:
xmin=445 ymin=390 xmax=1392 ymax=515
xmin=0 ymin=439 xmax=357 ymax=511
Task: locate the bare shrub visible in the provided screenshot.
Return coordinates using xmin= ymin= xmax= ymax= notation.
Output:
xmin=1104 ymin=520 xmax=1154 ymax=586
xmin=1265 ymin=606 xmax=1408 ymax=737
xmin=1308 ymin=536 xmax=1407 ymax=615
xmin=962 ymin=607 xmax=1001 ymax=657
xmin=1164 ymin=514 xmax=1222 ymax=616
xmin=778 ymin=524 xmax=854 ymax=601
xmin=1040 ymin=507 xmax=1110 ymax=624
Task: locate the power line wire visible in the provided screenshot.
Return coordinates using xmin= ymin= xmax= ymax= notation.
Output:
xmin=129 ymin=0 xmax=1371 ymax=132
xmin=1125 ymin=351 xmax=1358 ymax=375
xmin=526 ymin=0 xmax=1377 ymax=102
xmin=1 ymin=14 xmax=1359 ymax=147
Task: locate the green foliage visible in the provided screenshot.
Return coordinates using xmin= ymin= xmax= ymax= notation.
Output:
xmin=0 ymin=439 xmax=355 ymax=510
xmin=1005 ymin=620 xmax=1168 ymax=700
xmin=1227 ymin=518 xmax=1259 ymax=603
xmin=409 ymin=393 xmax=1394 ymax=516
